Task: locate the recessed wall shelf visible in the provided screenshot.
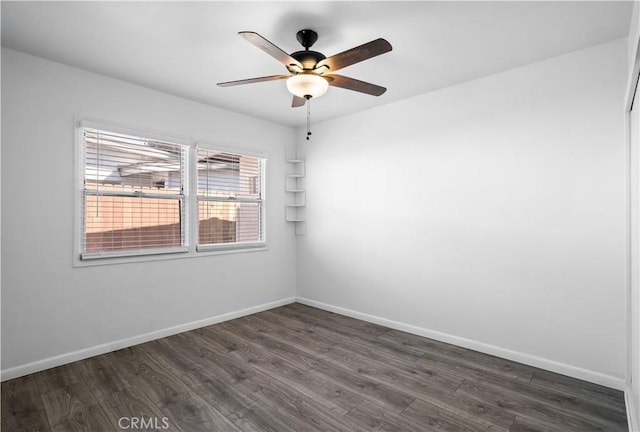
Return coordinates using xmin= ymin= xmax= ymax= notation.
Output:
xmin=285 ymin=159 xmax=306 ymax=235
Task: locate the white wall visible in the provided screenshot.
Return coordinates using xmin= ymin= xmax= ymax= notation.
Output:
xmin=297 ymin=38 xmax=628 ymax=388
xmin=626 ymin=2 xmax=640 ymax=429
xmin=0 ymin=48 xmax=297 ymax=378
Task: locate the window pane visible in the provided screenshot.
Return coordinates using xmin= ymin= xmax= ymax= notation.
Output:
xmin=197 ymin=150 xmax=262 ymax=199
xmin=84 ymin=129 xmax=184 ymax=193
xmin=85 ymin=195 xmax=182 ymax=253
xmin=82 ymin=127 xmax=186 ymax=256
xmin=196 ymin=147 xmax=264 ymax=248
xmin=198 ymin=201 xmax=261 ymax=245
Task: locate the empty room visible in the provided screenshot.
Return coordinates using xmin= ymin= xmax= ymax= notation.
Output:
xmin=2 ymin=1 xmax=640 ymax=431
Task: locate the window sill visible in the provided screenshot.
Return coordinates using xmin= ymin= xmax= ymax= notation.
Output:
xmin=81 ymin=247 xmax=189 ymax=261
xmin=196 ymin=242 xmax=266 ymax=253
xmin=73 ymin=244 xmax=267 ymax=267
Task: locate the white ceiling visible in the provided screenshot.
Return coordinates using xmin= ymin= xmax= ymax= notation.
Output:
xmin=1 ymin=1 xmax=633 ymax=127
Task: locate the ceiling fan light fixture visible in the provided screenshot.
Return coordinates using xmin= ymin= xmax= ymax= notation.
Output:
xmin=286 ymin=73 xmax=328 ymax=99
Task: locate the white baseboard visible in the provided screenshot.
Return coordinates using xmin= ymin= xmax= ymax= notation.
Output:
xmin=296 ymin=297 xmax=626 ymax=391
xmin=1 ymin=297 xmax=296 ymax=382
xmin=627 ymin=388 xmax=640 ymax=432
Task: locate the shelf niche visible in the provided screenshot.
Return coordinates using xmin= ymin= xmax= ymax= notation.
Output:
xmin=285 ymin=159 xmax=306 ymax=235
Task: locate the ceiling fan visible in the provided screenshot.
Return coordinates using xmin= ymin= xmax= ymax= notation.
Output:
xmin=217 ymin=29 xmax=392 ymax=107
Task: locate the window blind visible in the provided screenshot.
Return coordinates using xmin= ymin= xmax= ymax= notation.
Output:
xmin=196 ymin=148 xmax=264 ymax=247
xmin=82 ymin=127 xmax=187 ymax=258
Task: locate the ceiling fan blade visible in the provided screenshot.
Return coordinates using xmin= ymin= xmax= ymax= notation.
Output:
xmin=239 ymin=31 xmax=303 ymax=70
xmin=291 ymin=95 xmax=306 ymax=108
xmin=325 ymin=74 xmax=386 ymax=96
xmin=316 ymin=38 xmax=392 ymax=73
xmin=217 ymin=75 xmax=289 ymax=87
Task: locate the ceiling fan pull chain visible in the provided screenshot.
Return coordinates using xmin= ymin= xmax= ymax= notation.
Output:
xmin=306 ymin=98 xmax=312 ymax=140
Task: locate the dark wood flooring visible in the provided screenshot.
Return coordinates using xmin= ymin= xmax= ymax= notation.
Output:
xmin=1 ymin=303 xmax=629 ymax=432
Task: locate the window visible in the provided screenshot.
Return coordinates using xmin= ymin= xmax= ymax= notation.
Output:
xmin=78 ymin=122 xmax=266 ymax=262
xmin=196 ymin=147 xmax=265 ymax=250
xmin=81 ymin=127 xmax=188 ymax=259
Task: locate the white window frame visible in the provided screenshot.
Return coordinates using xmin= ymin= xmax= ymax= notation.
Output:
xmin=73 ymin=120 xmax=267 ymax=267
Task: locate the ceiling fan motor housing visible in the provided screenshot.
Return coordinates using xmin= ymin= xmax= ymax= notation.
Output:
xmin=290 ymin=50 xmax=326 ymax=71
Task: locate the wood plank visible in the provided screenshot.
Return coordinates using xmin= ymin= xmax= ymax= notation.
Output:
xmin=156 ymin=331 xmax=257 ymax=384
xmin=236 ymin=370 xmax=371 ymax=432
xmin=530 ymin=369 xmax=625 ymax=413
xmin=177 ymin=367 xmax=260 ymax=418
xmin=346 ymin=399 xmax=427 ymax=432
xmin=2 ymin=375 xmax=46 ymax=418
xmin=208 ymin=318 xmax=388 ymax=416
xmin=225 ymin=314 xmax=416 ymax=414
xmin=458 ymin=378 xmax=623 ymax=432
xmin=270 ymin=307 xmax=426 ymax=366
xmin=311 ymin=356 xmax=416 ymax=414
xmin=232 ymin=372 xmax=335 ymax=432
xmin=95 ymin=386 xmax=169 ymax=431
xmin=225 ymin=399 xmax=304 ymax=432
xmin=75 ymin=353 xmax=133 ymax=401
xmin=1 ymin=414 xmax=20 ymax=432
xmin=324 ymin=344 xmax=461 ymax=396
xmin=140 ymin=339 xmax=204 ymax=378
xmin=161 ymin=394 xmax=242 ymax=432
xmin=416 ymin=350 xmax=534 ymax=386
xmin=288 ymin=303 xmax=392 ymax=337
xmin=49 ymin=406 xmax=114 ymax=432
xmin=40 ymin=382 xmax=113 ymax=431
xmin=193 ymin=323 xmax=365 ymax=415
xmin=193 ymin=325 xmax=251 ymax=353
xmin=83 ymin=338 xmax=201 ymax=429
xmin=1 ymin=409 xmax=51 ymax=432
xmin=196 ymin=371 xmax=317 ymax=432
xmin=326 ymin=335 xmax=463 ymax=387
xmin=323 ymin=344 xmax=513 ymax=430
xmin=33 ymin=363 xmax=83 ymax=394
xmin=105 ymin=347 xmax=152 ymax=380
xmin=509 ymin=415 xmax=567 ymax=432
xmin=260 ymin=308 xmax=318 ymax=331
xmin=242 ymin=313 xmax=338 ymax=356
xmin=401 ymin=397 xmax=497 ymax=432
xmin=275 ymin=304 xmax=398 ymax=348
xmin=74 ymin=353 xmax=129 ymax=383
xmin=379 ymin=329 xmax=535 ymax=381
xmin=222 ymin=319 xmax=325 ymax=370
xmin=129 ymin=367 xmax=195 ymax=410
xmin=462 ymin=375 xmax=627 ymax=429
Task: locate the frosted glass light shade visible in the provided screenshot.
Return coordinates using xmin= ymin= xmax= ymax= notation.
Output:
xmin=286 ymin=74 xmax=329 ymax=99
